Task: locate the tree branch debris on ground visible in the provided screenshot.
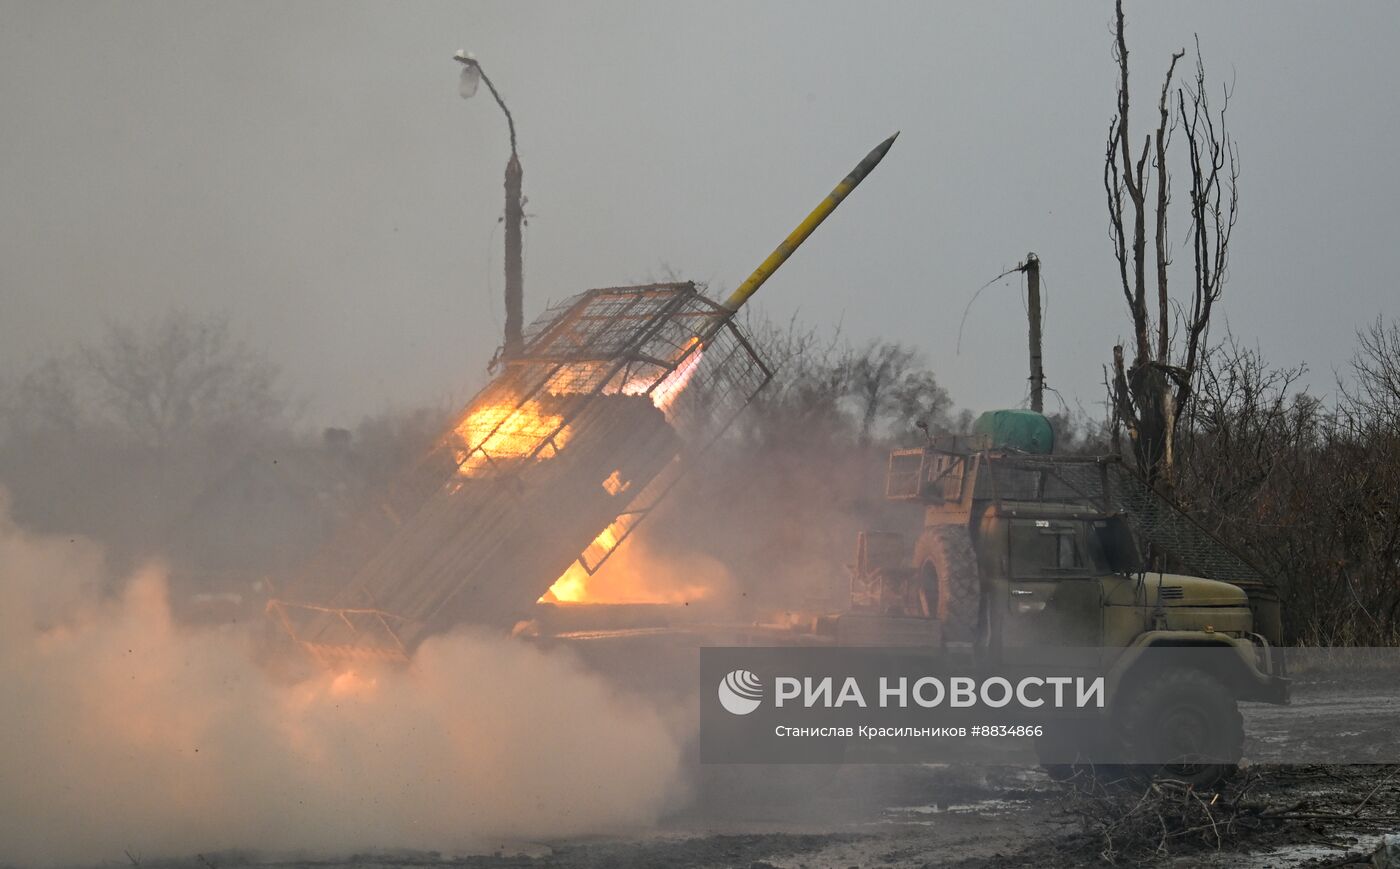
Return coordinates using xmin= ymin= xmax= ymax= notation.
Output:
xmin=1023 ymin=765 xmax=1400 ymax=867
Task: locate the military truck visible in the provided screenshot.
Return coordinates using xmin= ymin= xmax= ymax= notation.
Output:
xmin=830 ymin=409 xmax=1289 ymax=785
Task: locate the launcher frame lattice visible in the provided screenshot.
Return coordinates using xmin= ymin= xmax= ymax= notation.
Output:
xmin=267 ymin=281 xmax=771 ymax=662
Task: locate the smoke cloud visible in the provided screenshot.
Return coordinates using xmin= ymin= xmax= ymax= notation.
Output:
xmin=0 ymin=495 xmax=685 ymax=865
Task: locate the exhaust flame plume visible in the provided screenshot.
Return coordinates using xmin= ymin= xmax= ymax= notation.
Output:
xmin=540 ymin=531 xmax=728 ymax=606
xmin=633 ymin=337 xmax=705 ymax=414
xmin=544 ymin=522 xmax=625 ymax=604
xmin=540 ymin=338 xmax=709 ymax=604
xmin=451 ymin=337 xmax=702 ymax=480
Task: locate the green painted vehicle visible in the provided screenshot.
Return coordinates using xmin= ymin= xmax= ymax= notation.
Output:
xmin=842 ymin=413 xmax=1289 ymax=786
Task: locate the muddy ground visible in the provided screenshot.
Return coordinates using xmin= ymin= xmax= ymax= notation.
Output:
xmin=127 ymin=763 xmax=1397 ymax=869
xmin=128 ymin=668 xmax=1399 ymax=869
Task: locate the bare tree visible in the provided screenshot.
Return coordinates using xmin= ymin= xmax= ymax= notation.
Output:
xmin=83 ymin=310 xmax=288 ymax=450
xmin=740 ymin=313 xmax=852 ymax=448
xmin=1104 ymin=0 xmax=1238 ymax=489
xmin=1344 ymin=316 xmax=1400 ymax=432
xmin=848 ymin=342 xmax=952 ymax=446
xmin=1167 ymin=331 xmax=1400 ymax=645
xmin=0 ymin=357 xmax=82 ymax=438
xmin=740 ymin=312 xmax=954 ymax=449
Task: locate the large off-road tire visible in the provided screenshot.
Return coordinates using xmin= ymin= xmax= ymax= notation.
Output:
xmin=916 ymin=525 xmax=980 ymax=639
xmin=1116 ymin=667 xmax=1243 ymax=789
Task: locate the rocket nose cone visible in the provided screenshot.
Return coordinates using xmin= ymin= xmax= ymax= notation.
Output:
xmin=874 ymin=131 xmax=900 ymax=158
xmin=852 ymin=132 xmax=899 ymax=180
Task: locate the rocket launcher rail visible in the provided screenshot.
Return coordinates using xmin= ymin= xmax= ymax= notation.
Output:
xmin=267 ymin=135 xmax=897 ymax=664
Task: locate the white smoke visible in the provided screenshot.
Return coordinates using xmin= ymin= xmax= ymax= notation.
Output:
xmin=0 ymin=497 xmax=685 ymax=865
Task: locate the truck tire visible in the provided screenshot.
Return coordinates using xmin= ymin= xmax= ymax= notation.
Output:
xmin=918 ymin=525 xmax=979 ymax=637
xmin=1116 ymin=667 xmax=1243 ymax=788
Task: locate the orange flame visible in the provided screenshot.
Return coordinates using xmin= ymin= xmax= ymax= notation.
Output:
xmin=451 ymin=338 xmax=701 ymax=479
xmin=539 ymin=497 xmax=720 ymax=605
xmin=648 ymin=338 xmax=704 ymax=413
xmin=540 ymin=525 xmax=716 ymax=606
xmin=542 ymin=521 xmax=625 ymax=603
xmin=539 ymin=337 xmax=711 ymax=604
xmin=452 ymin=339 xmax=709 ymax=603
xmin=452 ymin=399 xmax=570 ymax=476
xmin=329 ymin=668 xmax=378 ymax=697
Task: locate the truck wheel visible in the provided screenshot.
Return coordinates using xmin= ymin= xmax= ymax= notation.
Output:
xmin=920 ymin=525 xmax=979 ymax=636
xmin=1116 ymin=667 xmax=1243 ymax=788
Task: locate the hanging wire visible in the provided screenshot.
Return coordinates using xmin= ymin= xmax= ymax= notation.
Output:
xmin=956 ymin=264 xmax=1024 ymax=354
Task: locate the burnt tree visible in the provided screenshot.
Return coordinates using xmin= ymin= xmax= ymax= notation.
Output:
xmin=1104 ymin=0 xmax=1238 ymax=489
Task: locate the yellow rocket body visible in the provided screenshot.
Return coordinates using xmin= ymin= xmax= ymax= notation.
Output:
xmin=722 ymin=132 xmax=898 ymax=313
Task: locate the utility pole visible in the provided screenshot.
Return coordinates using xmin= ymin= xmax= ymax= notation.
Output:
xmin=503 ymin=153 xmax=523 ymax=359
xmin=1024 ymin=252 xmax=1044 ymax=413
xmin=455 ymin=51 xmax=525 ymax=360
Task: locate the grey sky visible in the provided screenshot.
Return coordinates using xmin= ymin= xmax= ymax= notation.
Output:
xmin=3 ymin=1 xmax=1397 ymax=425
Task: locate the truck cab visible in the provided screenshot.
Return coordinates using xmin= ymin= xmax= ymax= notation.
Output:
xmin=841 ymin=411 xmax=1289 ymax=784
